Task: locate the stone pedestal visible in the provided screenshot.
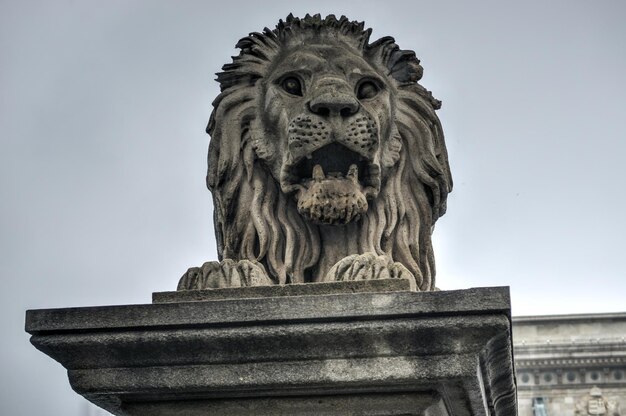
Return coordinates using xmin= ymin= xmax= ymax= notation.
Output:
xmin=25 ymin=282 xmax=517 ymax=415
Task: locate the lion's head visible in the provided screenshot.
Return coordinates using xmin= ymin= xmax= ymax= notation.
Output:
xmin=206 ymin=14 xmax=452 ymax=290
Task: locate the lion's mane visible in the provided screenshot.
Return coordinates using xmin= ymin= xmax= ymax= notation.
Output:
xmin=206 ymin=14 xmax=452 ymax=291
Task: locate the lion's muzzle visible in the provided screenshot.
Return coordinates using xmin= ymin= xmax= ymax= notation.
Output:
xmin=276 ymin=76 xmax=385 ymax=225
xmin=281 ymin=112 xmax=382 ymax=225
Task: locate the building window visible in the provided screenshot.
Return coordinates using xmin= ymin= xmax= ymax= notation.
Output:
xmin=532 ymin=397 xmax=548 ymax=416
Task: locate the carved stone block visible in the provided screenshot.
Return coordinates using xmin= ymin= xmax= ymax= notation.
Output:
xmin=26 ymin=284 xmax=517 ymax=415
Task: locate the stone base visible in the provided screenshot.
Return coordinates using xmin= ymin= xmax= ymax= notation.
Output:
xmin=26 ymin=282 xmax=517 ymax=415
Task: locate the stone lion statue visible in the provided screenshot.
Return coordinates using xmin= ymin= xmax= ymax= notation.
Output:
xmin=178 ymin=14 xmax=452 ymax=291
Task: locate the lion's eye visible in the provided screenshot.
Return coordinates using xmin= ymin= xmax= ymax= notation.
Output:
xmin=281 ymin=77 xmax=303 ymax=96
xmin=357 ymin=80 xmax=379 ymax=100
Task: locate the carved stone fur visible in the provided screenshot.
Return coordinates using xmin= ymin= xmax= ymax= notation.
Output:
xmin=179 ymin=14 xmax=452 ymax=291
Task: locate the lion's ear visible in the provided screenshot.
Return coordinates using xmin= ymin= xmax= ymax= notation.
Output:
xmin=387 ymin=50 xmax=423 ymax=83
xmin=367 ymin=37 xmax=424 ymax=84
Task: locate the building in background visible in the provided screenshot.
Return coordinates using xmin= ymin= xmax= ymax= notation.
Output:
xmin=514 ymin=313 xmax=626 ymax=415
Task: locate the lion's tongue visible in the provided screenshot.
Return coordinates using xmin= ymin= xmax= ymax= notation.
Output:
xmin=297 ymin=165 xmax=368 ymax=225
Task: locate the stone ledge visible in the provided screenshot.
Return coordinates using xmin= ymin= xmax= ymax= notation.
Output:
xmin=26 ymin=285 xmax=517 ymax=415
xmin=153 ymin=278 xmax=412 ymax=303
xmin=26 ymin=286 xmax=511 ymax=334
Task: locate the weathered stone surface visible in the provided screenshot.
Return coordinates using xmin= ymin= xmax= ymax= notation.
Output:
xmin=180 ymin=14 xmax=452 ymax=291
xmin=157 ymin=278 xmax=412 ymax=303
xmin=26 ymin=286 xmax=517 ymax=415
xmin=122 ymin=393 xmax=448 ymax=416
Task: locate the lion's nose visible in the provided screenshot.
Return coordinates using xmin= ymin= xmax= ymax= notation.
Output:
xmin=309 ymin=92 xmax=360 ymax=118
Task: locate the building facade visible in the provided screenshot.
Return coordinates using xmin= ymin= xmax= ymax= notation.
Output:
xmin=513 ymin=313 xmax=626 ymax=415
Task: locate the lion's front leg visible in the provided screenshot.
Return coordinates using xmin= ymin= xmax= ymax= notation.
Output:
xmin=325 ymin=253 xmax=417 ymax=291
xmin=177 ymin=259 xmax=274 ymax=290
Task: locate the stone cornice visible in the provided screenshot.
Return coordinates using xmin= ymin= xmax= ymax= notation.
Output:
xmin=513 ymin=312 xmax=626 ymax=324
xmin=514 ymin=341 xmax=626 ymax=358
xmin=516 ymin=356 xmax=626 ymax=368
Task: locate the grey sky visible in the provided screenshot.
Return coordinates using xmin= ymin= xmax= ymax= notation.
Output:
xmin=1 ymin=1 xmax=625 ymax=414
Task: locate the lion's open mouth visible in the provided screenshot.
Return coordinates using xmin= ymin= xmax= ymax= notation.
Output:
xmin=297 ymin=142 xmax=367 ymax=181
xmin=284 ymin=143 xmax=380 ymax=196
xmin=281 ymin=142 xmax=381 ymax=225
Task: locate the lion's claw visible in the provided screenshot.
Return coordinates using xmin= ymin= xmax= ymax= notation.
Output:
xmin=177 ymin=259 xmax=274 ymax=290
xmin=325 ymin=253 xmax=417 ymax=290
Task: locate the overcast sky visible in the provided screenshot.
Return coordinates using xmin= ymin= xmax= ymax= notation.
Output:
xmin=2 ymin=1 xmax=625 ymax=414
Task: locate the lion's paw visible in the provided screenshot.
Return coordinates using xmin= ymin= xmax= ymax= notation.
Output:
xmin=325 ymin=253 xmax=417 ymax=291
xmin=177 ymin=259 xmax=274 ymax=290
